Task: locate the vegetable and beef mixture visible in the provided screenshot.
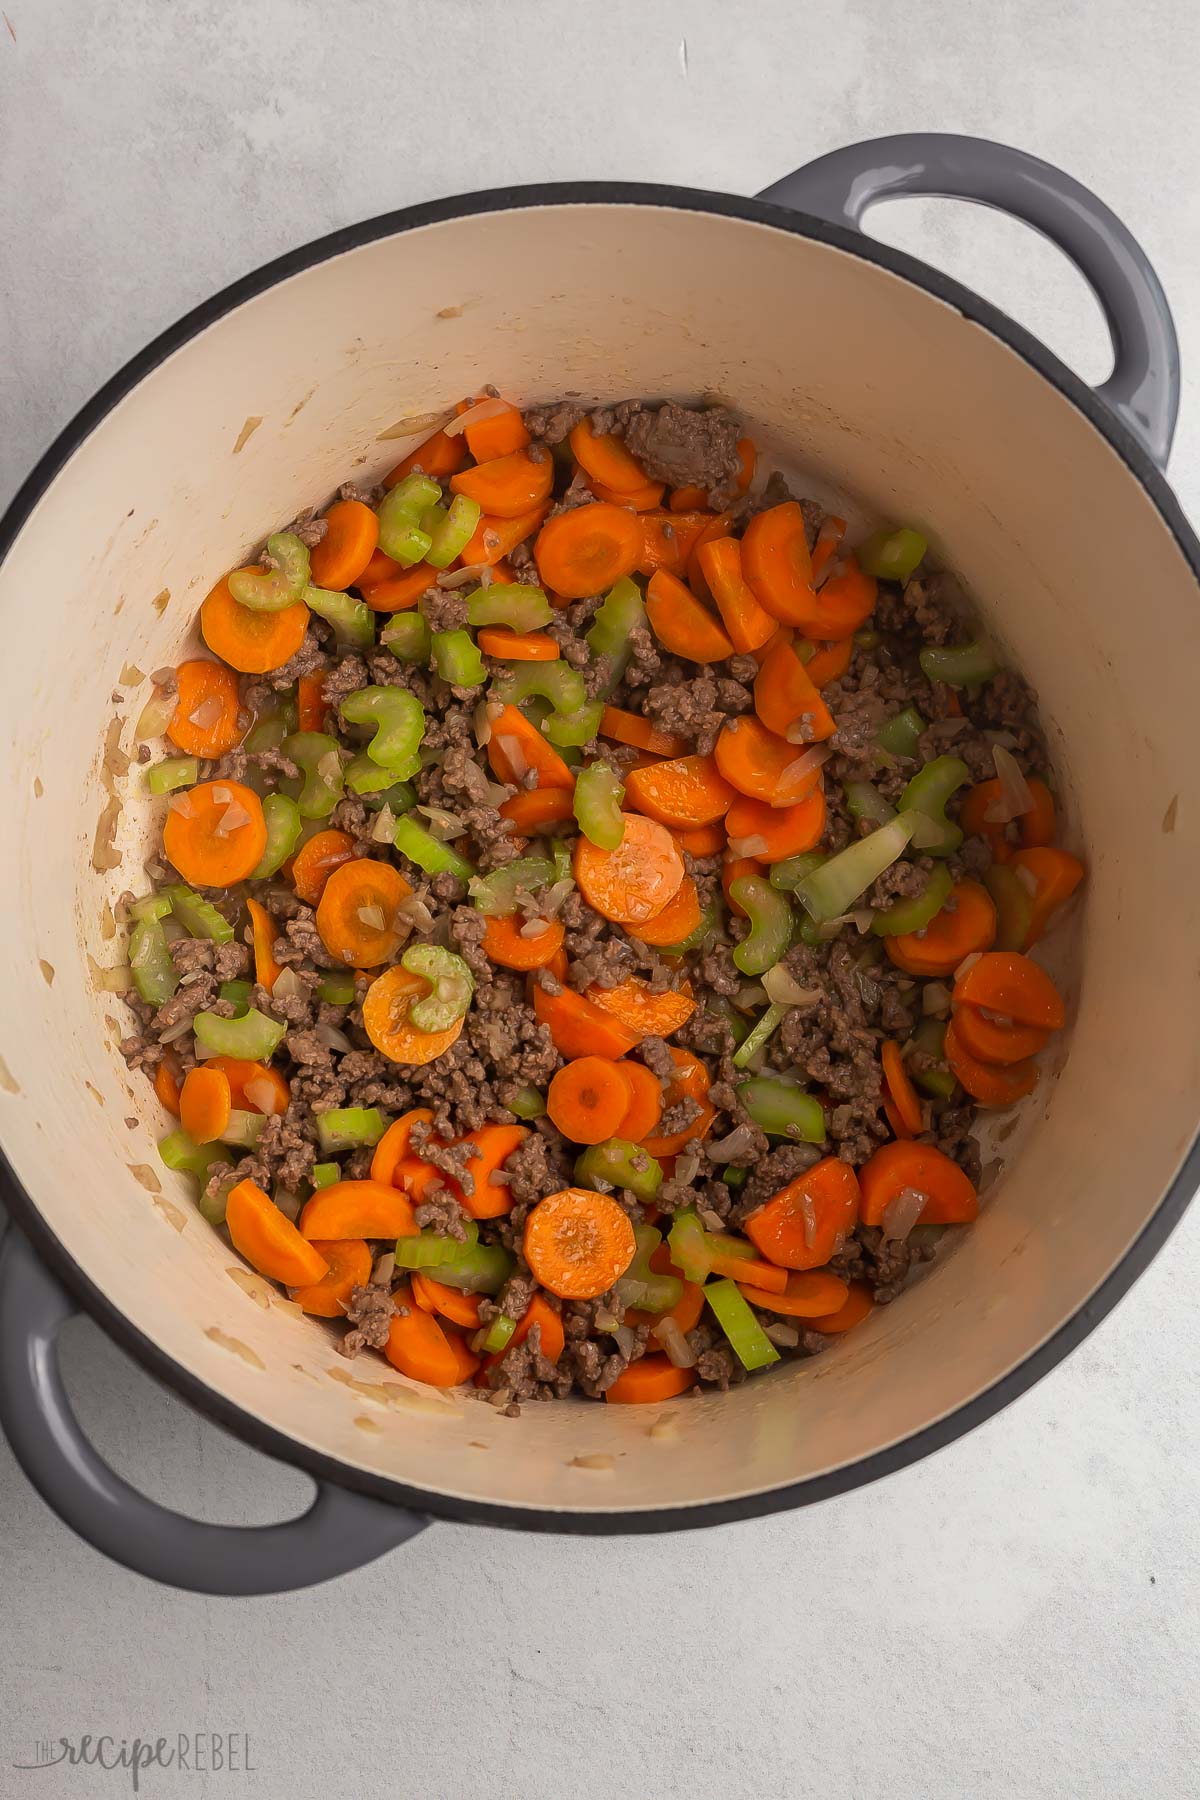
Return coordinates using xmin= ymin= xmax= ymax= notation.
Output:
xmin=116 ymin=391 xmax=1085 ymax=1410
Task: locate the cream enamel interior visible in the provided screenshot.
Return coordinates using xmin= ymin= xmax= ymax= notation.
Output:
xmin=1 ymin=199 xmax=1197 ymax=1518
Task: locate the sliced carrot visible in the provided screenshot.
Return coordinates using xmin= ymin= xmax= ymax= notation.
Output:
xmin=207 ymin=1057 xmax=289 ymax=1116
xmin=615 ymin=1060 xmax=663 ymax=1140
xmin=644 ymin=568 xmax=735 ymax=663
xmin=291 ymin=1239 xmax=373 ymax=1317
xmin=227 ymin=1179 xmax=330 ymax=1286
xmin=179 ymin=1065 xmax=231 ymax=1145
xmin=315 ymin=858 xmax=413 ymax=968
xmin=637 ymin=509 xmax=716 ymax=578
xmin=801 ymin=637 xmax=854 ymax=688
xmin=886 ymin=880 xmax=998 ymax=978
xmin=599 ymin=705 xmax=688 ymax=759
xmin=711 ymin=1252 xmax=788 ymax=1292
xmin=463 ymin=401 xmax=530 ymax=463
xmin=952 ymin=951 xmax=1065 ymax=1030
xmin=200 ymin=574 xmax=310 ymax=674
xmin=737 ymin=1269 xmax=851 ymax=1316
xmin=669 ymin=483 xmax=708 ymax=513
xmin=673 ymin=821 xmax=727 ymax=856
xmin=477 ymin=627 xmax=559 ymax=661
xmin=411 ymin=1271 xmax=485 ymax=1329
xmin=498 ymin=787 xmax=574 ymax=833
xmin=297 ymin=672 xmax=327 ymax=732
xmin=362 ymin=964 xmax=464 ymax=1066
xmin=1010 ymin=847 xmax=1085 ymax=946
xmin=462 ymin=503 xmax=549 ymax=568
xmin=882 ymin=1094 xmax=908 ymax=1140
xmin=298 ymin=1178 xmax=419 ymax=1241
xmin=290 ymin=828 xmax=356 ymax=905
xmin=802 ymin=554 xmax=878 ymax=640
xmin=166 ymin=659 xmax=243 ymax=758
xmin=944 ymin=1017 xmax=1041 ymax=1107
xmin=487 ymin=702 xmax=575 ymax=792
xmin=960 ymin=776 xmax=1056 ymax=860
xmin=523 ymin=1187 xmax=637 ymax=1299
xmin=533 ymin=982 xmax=639 ymax=1060
xmin=385 ymin=427 xmax=468 ymax=485
xmin=744 ymin=1157 xmax=861 ymax=1270
xmin=359 ymin=564 xmax=434 ymax=613
xmin=753 ymin=635 xmax=836 ymax=741
xmin=568 ymin=418 xmax=651 ymax=494
xmin=357 ymin=547 xmax=401 ymax=588
xmin=246 ymin=895 xmax=281 ymax=992
xmin=951 ymin=1002 xmax=1049 ymax=1065
xmin=858 ymin=1139 xmax=979 ymax=1226
xmin=588 ymin=475 xmax=666 ymax=509
xmin=486 ymin=1291 xmax=565 ymax=1367
xmin=547 ymin=1057 xmax=634 ymax=1144
xmin=641 ymin=1049 xmax=716 ymax=1157
xmin=448 ymin=1123 xmax=530 ymax=1220
xmin=807 ymin=1280 xmax=875 ymax=1335
xmin=605 ymin=1356 xmax=696 ymax=1402
xmin=451 ymin=447 xmax=555 ymax=519
xmin=881 ymin=1041 xmax=923 ymax=1136
xmin=741 ymin=501 xmax=818 ymax=627
xmin=624 ymin=753 xmax=736 ymax=829
xmin=533 ymin=502 xmax=643 ymax=599
xmin=309 ymin=499 xmax=379 ymax=591
xmin=627 ymin=1241 xmax=706 ymax=1333
xmin=482 ymin=912 xmax=566 ymax=971
xmin=725 ymin=789 xmax=825 ymax=861
xmin=574 ymin=813 xmax=684 ymax=924
xmin=163 ymin=779 xmax=267 ymax=887
xmin=585 ymin=978 xmax=696 ymax=1041
xmin=153 ymin=1055 xmax=182 ymax=1118
xmin=713 ymin=716 xmax=823 ymax=808
xmin=696 ymin=537 xmax=777 ymax=652
xmin=626 ymin=874 xmax=703 ymax=948
xmin=370 ymin=1107 xmax=436 ymax=1186
xmin=685 ymin=510 xmax=736 ymax=598
xmin=386 ymin=1294 xmax=480 ymax=1387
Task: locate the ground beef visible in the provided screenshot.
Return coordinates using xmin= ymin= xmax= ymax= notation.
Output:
xmin=420 ymin=588 xmax=470 ymax=633
xmin=413 ymin=1185 xmax=472 ymax=1238
xmin=325 ymin=656 xmax=370 ymax=709
xmin=620 ymin=402 xmax=743 ymax=507
xmin=522 ymin=400 xmax=588 ymax=444
xmin=266 ymin=631 xmax=326 ymax=689
xmin=340 ymin=1284 xmax=395 ymax=1357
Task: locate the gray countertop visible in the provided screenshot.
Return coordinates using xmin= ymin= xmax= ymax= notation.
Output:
xmin=2 ymin=3 xmax=1198 ymax=1796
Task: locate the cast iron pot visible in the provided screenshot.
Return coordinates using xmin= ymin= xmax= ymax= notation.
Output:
xmin=1 ymin=135 xmax=1196 ymax=1595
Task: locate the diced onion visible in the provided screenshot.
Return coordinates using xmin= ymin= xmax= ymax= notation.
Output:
xmin=244 ymin=1075 xmax=286 ymax=1114
xmin=922 ymin=981 xmax=952 ymax=1017
xmin=706 ymin=1123 xmax=761 ymax=1163
xmin=442 ymin=396 xmax=510 ymax=437
xmin=437 ymin=563 xmax=493 ymax=589
xmin=372 ymin=1251 xmax=396 ymax=1287
xmin=519 ymin=917 xmax=550 ymax=938
xmin=539 ymin=878 xmax=575 ymax=918
xmin=210 ymin=785 xmax=231 ymax=806
xmin=315 ymin=1022 xmax=354 ymax=1054
xmin=357 ymin=903 xmax=386 ymax=930
xmin=762 ymin=963 xmax=822 ymax=1007
xmin=473 ymin=701 xmax=494 ymax=747
xmin=157 ymin=1017 xmax=196 ymax=1044
xmin=851 ymin=907 xmax=875 ymax=934
xmin=494 ymin=734 xmax=528 ymax=778
xmin=984 ymin=746 xmax=1035 ymax=822
xmin=272 ymin=967 xmax=304 ymax=1002
xmin=954 ymin=951 xmax=982 ymax=982
xmin=317 ymin=751 xmax=342 ymax=788
xmin=728 ymin=833 xmax=770 ymax=858
xmin=775 ymin=743 xmax=832 ymax=787
xmin=417 ymin=804 xmax=468 ymax=840
xmin=799 ymin=1189 xmax=818 ymax=1249
xmin=188 ymin=696 xmax=224 ymax=730
xmin=674 ymin=1145 xmax=703 ymax=1186
xmin=764 ymin=1322 xmax=800 ymax=1349
xmin=398 ymin=893 xmax=436 ymax=932
xmin=213 ymin=800 xmax=252 ymax=837
xmin=370 ymin=805 xmax=397 ymax=843
xmin=166 ymin=792 xmax=194 ymax=817
xmin=135 ymin=687 xmax=179 ymax=741
xmin=881 ymin=1185 xmax=929 ymax=1242
xmin=1015 ymin=864 xmax=1039 ymax=895
xmin=699 ymin=1206 xmax=726 ymax=1233
xmin=907 ymin=810 xmax=947 ymax=850
xmin=652 ymin=1317 xmax=698 ymax=1368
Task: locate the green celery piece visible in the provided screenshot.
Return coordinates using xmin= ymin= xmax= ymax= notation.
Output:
xmin=146 ymin=756 xmax=199 ymax=796
xmin=317 ymin=973 xmax=358 ymax=1006
xmin=432 ymin=628 xmax=487 ymax=688
xmin=164 ymin=883 xmax=234 ymax=944
xmin=128 ymin=892 xmax=173 ymax=923
xmin=550 ymin=839 xmax=573 ymax=884
xmin=573 ymin=760 xmax=625 ymax=849
xmin=731 ymin=1003 xmax=786 ymax=1070
xmin=221 ymin=1108 xmax=265 ymax=1150
xmin=796 ymin=814 xmax=918 ymax=923
xmin=909 ymin=1018 xmax=956 ymax=1099
xmin=877 ymin=705 xmax=926 ymax=760
xmin=251 ymin=792 xmax=303 ymax=879
xmin=705 ymin=1278 xmax=781 ymax=1371
xmin=897 ymin=754 xmax=970 ymax=856
xmin=425 ymin=494 xmax=481 ymax=570
xmin=542 ymin=699 xmax=605 ymax=748
xmin=281 ymin=732 xmax=345 ymax=820
xmin=315 ymin=1107 xmax=390 ymax=1153
xmin=304 ymin=587 xmax=374 ymax=649
xmin=198 ymin=1180 xmax=235 ymax=1227
xmin=667 ymin=1209 xmax=711 ymax=1284
xmin=585 ymin=576 xmax=645 ymax=695
xmin=844 ymin=781 xmax=896 ymax=828
xmin=984 ymin=863 xmax=1034 ymax=951
xmin=218 ymin=979 xmax=252 ymax=1012
xmin=613 ymin=1225 xmax=682 ymax=1314
xmin=393 ymin=813 xmax=475 ymax=880
xmin=919 ymin=640 xmax=1001 ymax=688
xmin=730 ymin=875 xmax=794 ymax=975
xmin=468 ymin=855 xmax=555 ymax=916
xmin=244 ymin=695 xmax=298 ymax=754
xmin=659 ymin=898 xmax=719 ymax=956
xmin=420 ymin=502 xmax=449 ymax=539
xmin=340 ymin=685 xmax=425 ymax=774
xmin=129 ymin=919 xmax=178 ymax=1005
xmin=423 ymin=1241 xmax=514 ymax=1295
xmin=871 ymin=861 xmax=954 ymax=937
xmin=400 ymin=945 xmax=474 ymax=1030
xmin=378 ymin=475 xmax=441 ymax=562
xmin=394 ymin=1220 xmax=482 ymax=1270
xmin=852 ymin=629 xmax=881 ymax=650
xmin=736 ymin=1076 xmax=826 ymax=1142
xmin=466 ymin=583 xmax=553 ymax=631
xmin=309 ymin=1162 xmax=340 ymax=1190
xmin=575 ymin=1138 xmax=663 ymax=1203
xmin=507 ymin=1085 xmax=546 ymax=1120
xmin=228 ymin=532 xmax=310 ymax=611
xmin=857 ymin=526 xmax=927 ymax=584
xmin=193 ymin=1006 xmax=286 ymax=1061
xmin=158 ymin=1129 xmax=225 ymax=1185
xmin=769 ymin=850 xmax=826 ymax=893
xmin=491 ymin=659 xmax=587 ymax=715
xmin=381 ymin=612 xmax=432 ymax=664
xmin=723 ymin=1166 xmax=748 ymax=1192
xmin=482 ymin=1314 xmax=517 ymax=1355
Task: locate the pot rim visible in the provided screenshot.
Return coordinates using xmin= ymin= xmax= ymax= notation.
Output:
xmin=1 ymin=180 xmax=1196 ymax=1533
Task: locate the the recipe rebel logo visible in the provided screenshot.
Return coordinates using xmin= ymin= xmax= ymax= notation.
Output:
xmin=11 ymin=1732 xmax=256 ymax=1791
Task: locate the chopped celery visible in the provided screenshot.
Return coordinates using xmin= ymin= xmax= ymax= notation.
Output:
xmin=871 ymin=861 xmax=953 ymax=937
xmin=468 ymin=855 xmax=555 ymax=916
xmin=432 ymin=628 xmax=487 ymax=688
xmin=491 ymin=660 xmax=587 ymax=715
xmin=146 ymin=756 xmax=199 ymax=796
xmin=164 ymin=883 xmax=234 ymax=944
xmin=381 ymin=612 xmax=432 ymax=664
xmin=667 ymin=1208 xmax=711 ymax=1284
xmin=228 ymin=532 xmax=310 ymax=611
xmin=304 ymin=587 xmax=374 ymax=649
xmin=482 ymin=1314 xmax=517 ymax=1354
xmin=919 ymin=640 xmax=1001 ymax=688
xmin=585 ymin=576 xmax=645 ymax=695
xmin=340 ymin=685 xmax=425 ymax=774
xmin=198 ymin=1181 xmax=234 ymax=1227
xmin=392 ymin=813 xmax=475 ymax=880
xmin=317 ymin=973 xmax=358 ymax=1006
xmin=731 ymin=1003 xmax=786 ymax=1070
xmin=723 ymin=1166 xmax=748 ymax=1192
xmin=425 ymin=494 xmax=481 ymax=570
xmin=542 ymin=699 xmax=605 ymax=748
xmin=613 ymin=1225 xmax=683 ymax=1314
xmin=466 ymin=583 xmax=553 ymax=632
xmin=575 ymin=1138 xmax=663 ymax=1202
xmin=909 ymin=1018 xmax=956 ymax=1099
xmin=423 ymin=1241 xmax=514 ymax=1295
xmin=129 ymin=919 xmax=177 ymax=1006
xmin=400 ymin=944 xmax=474 ymax=1030
xmin=984 ymin=862 xmax=1034 ymax=951
xmin=844 ymin=781 xmax=896 ymax=828
xmin=420 ymin=502 xmax=449 ymax=539
xmin=507 ymin=1085 xmax=546 ymax=1120
xmin=377 ymin=481 xmax=438 ymax=564
xmin=659 ymin=898 xmax=720 ymax=956
xmin=573 ymin=760 xmax=625 ymax=849
xmin=218 ymin=979 xmax=252 ymax=1012
xmin=857 ymin=526 xmax=928 ymax=584
xmin=769 ymin=850 xmax=826 ymax=893
xmin=250 ymin=792 xmax=303 ymax=879
xmin=193 ymin=1006 xmax=286 ymax=1061
xmin=394 ymin=1220 xmax=481 ymax=1270
xmin=877 ymin=705 xmax=926 ymax=759
xmin=315 ymin=1107 xmax=390 ymax=1153
xmin=550 ymin=838 xmax=573 ymax=883
xmin=705 ymin=1278 xmax=781 ymax=1371
xmin=129 ymin=892 xmax=173 ymax=923
xmin=384 ymin=472 xmax=443 ymax=518
xmin=244 ymin=696 xmax=297 ymax=754
xmin=897 ymin=754 xmax=970 ymax=856
xmin=730 ymin=875 xmax=794 ymax=975
xmin=344 ymin=754 xmax=414 ymax=807
xmin=736 ymin=1075 xmax=826 ymax=1142
xmin=281 ymin=731 xmax=345 ymax=820
xmin=221 ymin=1109 xmax=265 ymax=1150
xmin=158 ymin=1129 xmax=225 ymax=1185
xmin=309 ymin=1161 xmax=340 ymax=1190
xmin=795 ymin=814 xmax=918 ymax=922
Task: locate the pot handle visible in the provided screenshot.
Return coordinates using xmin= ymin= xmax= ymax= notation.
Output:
xmin=0 ymin=1227 xmax=429 ymax=1594
xmin=759 ymin=133 xmax=1180 ymax=470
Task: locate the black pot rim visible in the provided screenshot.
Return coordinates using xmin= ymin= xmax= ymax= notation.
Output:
xmin=1 ymin=179 xmax=1196 ymax=1535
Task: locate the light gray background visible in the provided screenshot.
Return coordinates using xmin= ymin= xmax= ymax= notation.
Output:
xmin=2 ymin=3 xmax=1198 ymax=1796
